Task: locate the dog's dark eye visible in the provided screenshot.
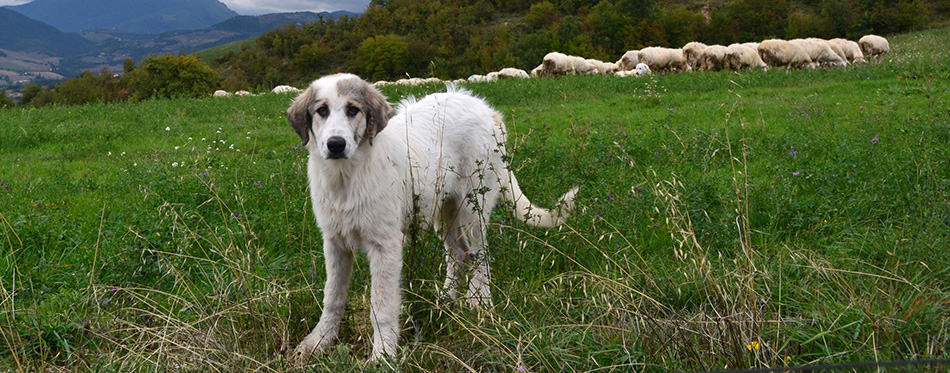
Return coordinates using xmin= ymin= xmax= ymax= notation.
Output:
xmin=346 ymin=106 xmax=360 ymax=117
xmin=316 ymin=106 xmax=329 ymax=118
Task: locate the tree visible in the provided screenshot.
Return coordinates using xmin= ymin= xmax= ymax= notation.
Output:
xmin=19 ymin=84 xmax=42 ymax=107
xmin=526 ymin=1 xmax=558 ymax=29
xmin=358 ymin=35 xmax=410 ymax=81
xmin=0 ymin=89 xmax=15 ymax=108
xmin=126 ymin=53 xmax=220 ymax=100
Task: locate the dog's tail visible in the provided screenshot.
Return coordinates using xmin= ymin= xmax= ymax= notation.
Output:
xmin=502 ymin=171 xmax=578 ymax=228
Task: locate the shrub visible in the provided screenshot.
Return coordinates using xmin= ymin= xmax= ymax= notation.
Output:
xmin=126 ymin=53 xmax=220 ymax=100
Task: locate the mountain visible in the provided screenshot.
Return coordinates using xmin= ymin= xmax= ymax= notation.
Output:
xmin=0 ymin=9 xmax=356 ymax=90
xmin=71 ymin=12 xmax=333 ymax=66
xmin=6 ymin=0 xmax=239 ymax=34
xmin=0 ymin=7 xmax=93 ymax=55
xmin=212 ymin=11 xmax=359 ymax=34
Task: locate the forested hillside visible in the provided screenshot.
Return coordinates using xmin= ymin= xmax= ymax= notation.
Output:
xmin=209 ymin=0 xmax=944 ymax=89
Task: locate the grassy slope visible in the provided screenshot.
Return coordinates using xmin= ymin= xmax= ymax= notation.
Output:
xmin=194 ymin=37 xmax=257 ymax=63
xmin=1 ymin=26 xmax=949 ymax=371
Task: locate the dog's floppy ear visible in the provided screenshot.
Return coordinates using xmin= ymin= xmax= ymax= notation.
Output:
xmin=360 ymin=83 xmax=392 ymax=146
xmin=287 ymin=87 xmax=315 ymax=145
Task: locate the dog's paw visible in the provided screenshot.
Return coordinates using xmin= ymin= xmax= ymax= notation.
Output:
xmin=291 ymin=335 xmax=332 ymax=365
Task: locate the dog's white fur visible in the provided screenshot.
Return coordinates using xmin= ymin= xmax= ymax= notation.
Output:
xmin=287 ymin=73 xmax=578 ymax=361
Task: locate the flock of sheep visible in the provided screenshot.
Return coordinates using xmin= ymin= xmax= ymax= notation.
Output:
xmin=211 ymin=34 xmax=889 ymax=93
xmin=378 ymin=34 xmax=889 ymax=87
xmin=529 ymin=34 xmax=889 ymax=78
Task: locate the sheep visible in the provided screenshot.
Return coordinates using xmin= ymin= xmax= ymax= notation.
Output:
xmin=828 ymin=38 xmax=866 ymax=64
xmin=486 ymin=68 xmax=530 ymax=81
xmin=393 ymin=77 xmax=425 ymax=86
xmin=540 ymin=52 xmax=605 ymax=76
xmin=496 ymin=67 xmax=531 ymax=79
xmin=616 ymin=50 xmax=640 ymax=71
xmin=587 ymin=59 xmax=619 ymax=75
xmin=530 ymin=64 xmax=543 ymax=77
xmin=858 ymin=34 xmax=889 ymax=63
xmin=724 ymin=43 xmax=767 ymax=71
xmin=741 ymin=42 xmax=760 ymax=51
xmin=540 ymin=52 xmax=573 ymax=76
xmin=638 ymin=47 xmax=690 ymax=73
xmin=757 ymin=39 xmax=816 ymax=71
xmin=467 ymin=74 xmax=489 ymax=83
xmin=821 ymin=39 xmax=849 ymax=65
xmin=212 ymin=90 xmax=231 ymax=97
xmin=272 ymin=85 xmax=300 ymax=94
xmin=700 ymin=45 xmax=728 ymax=72
xmin=790 ymin=38 xmax=847 ymax=67
xmin=235 ymin=90 xmax=253 ymax=96
xmin=571 ymin=57 xmax=599 ymax=75
xmin=682 ymin=42 xmax=708 ymax=70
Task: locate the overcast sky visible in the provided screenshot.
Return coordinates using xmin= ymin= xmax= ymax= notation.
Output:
xmin=0 ymin=0 xmax=370 ymax=15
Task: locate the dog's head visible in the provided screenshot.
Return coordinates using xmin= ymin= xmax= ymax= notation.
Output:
xmin=287 ymin=74 xmax=393 ymax=160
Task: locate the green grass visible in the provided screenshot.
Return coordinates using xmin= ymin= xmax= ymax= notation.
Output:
xmin=2 ymin=26 xmax=949 ymax=371
xmin=194 ymin=37 xmax=257 ymax=63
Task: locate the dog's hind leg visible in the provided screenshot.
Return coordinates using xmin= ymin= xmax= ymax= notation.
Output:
xmin=463 ymin=216 xmax=494 ymax=310
xmin=441 ymin=197 xmax=469 ymax=301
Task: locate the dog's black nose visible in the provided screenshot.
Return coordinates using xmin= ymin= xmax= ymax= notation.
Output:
xmin=326 ymin=136 xmax=347 ymax=158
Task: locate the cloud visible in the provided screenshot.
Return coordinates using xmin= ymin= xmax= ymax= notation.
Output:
xmin=0 ymin=0 xmax=369 ymax=15
xmin=219 ymin=0 xmax=370 ymax=15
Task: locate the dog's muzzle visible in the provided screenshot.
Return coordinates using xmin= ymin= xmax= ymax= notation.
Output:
xmin=326 ymin=136 xmax=348 ymax=159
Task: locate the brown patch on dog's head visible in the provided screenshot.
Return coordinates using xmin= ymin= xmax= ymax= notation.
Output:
xmin=335 ymin=77 xmax=393 ymax=146
xmin=287 ymin=86 xmax=316 ymax=145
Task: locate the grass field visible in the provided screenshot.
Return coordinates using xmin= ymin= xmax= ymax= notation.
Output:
xmin=2 ymin=26 xmax=949 ymax=372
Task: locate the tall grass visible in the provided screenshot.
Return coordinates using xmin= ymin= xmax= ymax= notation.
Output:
xmin=2 ymin=26 xmax=949 ymax=371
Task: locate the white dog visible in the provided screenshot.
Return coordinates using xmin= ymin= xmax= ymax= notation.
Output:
xmin=287 ymin=73 xmax=578 ymax=361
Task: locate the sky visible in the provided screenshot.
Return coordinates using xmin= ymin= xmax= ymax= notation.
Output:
xmin=0 ymin=0 xmax=371 ymax=15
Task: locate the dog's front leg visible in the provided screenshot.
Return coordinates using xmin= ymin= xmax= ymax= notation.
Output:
xmin=364 ymin=234 xmax=404 ymax=361
xmin=294 ymin=236 xmax=353 ymax=361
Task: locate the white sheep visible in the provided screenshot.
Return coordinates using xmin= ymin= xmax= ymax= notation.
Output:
xmin=467 ymin=74 xmax=489 ymax=83
xmin=616 ymin=50 xmax=640 ymax=71
xmin=586 ymin=59 xmax=619 ymax=75
xmin=821 ymin=39 xmax=849 ymax=65
xmin=741 ymin=42 xmax=760 ymax=51
xmin=235 ymin=90 xmax=253 ymax=96
xmin=570 ymin=57 xmax=599 ymax=75
xmin=828 ymin=38 xmax=866 ymax=64
xmin=682 ymin=42 xmax=708 ymax=70
xmin=394 ymin=77 xmax=425 ymax=86
xmin=540 ymin=52 xmax=574 ymax=76
xmin=495 ymin=67 xmax=530 ymax=79
xmin=757 ymin=39 xmax=816 ymax=71
xmin=638 ymin=47 xmax=689 ymax=73
xmin=700 ymin=45 xmax=728 ymax=71
xmin=213 ymin=90 xmax=231 ymax=97
xmin=530 ymin=64 xmax=543 ymax=77
xmin=858 ymin=34 xmax=889 ymax=63
xmin=724 ymin=44 xmax=767 ymax=71
xmin=272 ymin=85 xmax=300 ymax=94
xmin=790 ymin=38 xmax=847 ymax=67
